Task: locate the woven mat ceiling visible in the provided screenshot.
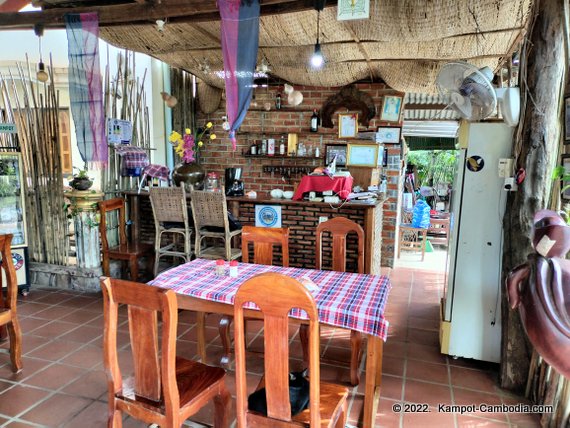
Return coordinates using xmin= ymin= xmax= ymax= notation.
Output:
xmin=96 ymin=0 xmax=532 ymax=92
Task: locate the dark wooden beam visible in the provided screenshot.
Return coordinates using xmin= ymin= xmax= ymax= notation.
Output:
xmin=0 ymin=0 xmax=337 ymax=30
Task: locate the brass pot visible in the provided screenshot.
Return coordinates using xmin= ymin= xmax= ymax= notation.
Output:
xmin=172 ymin=162 xmax=205 ymax=190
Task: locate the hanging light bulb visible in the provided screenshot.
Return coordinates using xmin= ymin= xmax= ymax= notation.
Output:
xmin=36 ymin=62 xmax=49 ymax=83
xmin=34 ymin=24 xmax=49 ymax=83
xmin=311 ymin=43 xmax=324 ymax=68
xmin=310 ymin=10 xmax=324 ymax=69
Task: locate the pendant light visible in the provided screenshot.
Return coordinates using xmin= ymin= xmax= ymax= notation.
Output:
xmin=34 ymin=24 xmax=49 ymax=83
xmin=310 ymin=8 xmax=324 ymax=69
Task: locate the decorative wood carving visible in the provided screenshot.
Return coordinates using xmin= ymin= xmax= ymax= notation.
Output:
xmin=321 ymin=85 xmax=376 ymax=128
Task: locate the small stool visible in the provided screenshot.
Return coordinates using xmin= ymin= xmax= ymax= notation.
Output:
xmin=398 ymin=224 xmax=428 ymax=261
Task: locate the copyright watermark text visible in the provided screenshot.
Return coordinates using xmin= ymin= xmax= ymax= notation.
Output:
xmin=391 ymin=402 xmax=553 ymax=414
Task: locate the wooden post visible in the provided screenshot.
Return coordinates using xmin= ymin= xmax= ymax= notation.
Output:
xmin=67 ymin=190 xmax=104 ymax=269
xmin=500 ymin=0 xmax=566 ymax=390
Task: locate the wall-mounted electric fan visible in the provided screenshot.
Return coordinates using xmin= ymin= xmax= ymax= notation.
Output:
xmin=436 ymin=62 xmax=520 ymax=126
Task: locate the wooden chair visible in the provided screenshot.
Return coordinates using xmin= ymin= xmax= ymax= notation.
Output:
xmin=149 ymin=186 xmax=193 ymax=276
xmin=190 ymin=190 xmax=242 ymax=261
xmin=0 ymin=234 xmax=22 ymax=373
xmin=398 ymin=225 xmax=428 ymax=261
xmin=101 ymin=277 xmax=231 ymax=427
xmin=219 ymin=226 xmax=290 ymax=363
xmin=302 ymin=217 xmax=365 ymax=386
xmin=234 ymin=273 xmax=348 ymax=428
xmin=98 ymin=198 xmax=154 ymax=281
xmin=427 ymin=213 xmax=451 ymax=246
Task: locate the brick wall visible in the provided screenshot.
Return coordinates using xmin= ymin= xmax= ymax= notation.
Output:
xmin=194 ymin=83 xmax=403 ymax=267
xmin=232 ymin=201 xmax=375 ymax=272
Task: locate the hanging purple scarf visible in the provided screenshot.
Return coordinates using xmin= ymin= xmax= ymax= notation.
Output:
xmin=65 ymin=12 xmax=107 ymax=168
xmin=219 ymin=0 xmax=260 ymax=150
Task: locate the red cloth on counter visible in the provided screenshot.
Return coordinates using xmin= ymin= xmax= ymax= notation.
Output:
xmin=293 ymin=175 xmax=353 ymax=200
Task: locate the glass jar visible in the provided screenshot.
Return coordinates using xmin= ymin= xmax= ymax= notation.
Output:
xmin=205 ymin=172 xmax=220 ymax=192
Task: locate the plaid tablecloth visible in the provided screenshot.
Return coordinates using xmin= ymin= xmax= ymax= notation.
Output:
xmin=114 ymin=145 xmax=150 ymax=168
xmin=142 ymin=164 xmax=170 ymax=182
xmin=149 ymin=258 xmax=391 ymax=340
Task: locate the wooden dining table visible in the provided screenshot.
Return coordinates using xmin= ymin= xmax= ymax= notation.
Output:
xmin=149 ymin=258 xmax=391 ymax=427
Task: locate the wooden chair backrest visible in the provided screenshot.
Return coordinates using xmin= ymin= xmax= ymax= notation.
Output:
xmin=149 ymin=186 xmax=189 ymax=226
xmin=98 ymin=198 xmax=128 ymax=251
xmin=190 ymin=190 xmax=229 ymax=230
xmin=316 ymin=217 xmax=365 ymax=273
xmin=101 ymin=277 xmax=180 ymax=414
xmin=241 ymin=226 xmax=290 ymax=266
xmin=234 ymin=273 xmax=321 ymax=426
xmin=0 ymin=234 xmax=17 ymax=311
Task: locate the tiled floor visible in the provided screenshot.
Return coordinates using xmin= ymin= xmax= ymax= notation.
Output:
xmin=0 ymin=258 xmax=540 ymax=427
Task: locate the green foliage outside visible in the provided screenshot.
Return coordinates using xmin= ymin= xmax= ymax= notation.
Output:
xmin=0 ymin=177 xmax=18 ymax=197
xmin=406 ymin=150 xmax=459 ymax=188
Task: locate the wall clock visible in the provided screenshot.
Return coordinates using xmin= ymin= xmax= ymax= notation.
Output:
xmin=337 ymin=0 xmax=370 ymax=21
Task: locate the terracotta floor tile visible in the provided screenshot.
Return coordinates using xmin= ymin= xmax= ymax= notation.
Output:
xmin=60 ymin=344 xmax=103 ymax=369
xmin=452 ymin=387 xmax=506 ymax=422
xmin=22 ymin=363 xmax=84 ymax=390
xmin=20 ymin=334 xmax=50 ymax=355
xmin=32 ymin=305 xmax=77 ymax=321
xmin=0 ymin=385 xmax=50 ymax=417
xmin=0 ymin=357 xmax=51 ymax=383
xmin=20 ymin=393 xmax=93 ymax=426
xmin=406 ymin=359 xmax=449 ymax=385
xmin=63 ymin=399 xmax=109 ymax=428
xmin=375 ymin=397 xmax=402 ymax=427
xmin=404 ymin=379 xmax=452 ymax=407
xmin=383 ymin=340 xmax=407 ymax=358
xmin=5 ymin=421 xmax=42 ymax=427
xmin=26 ymin=339 xmax=84 ymax=361
xmin=17 ymin=317 xmax=49 ymax=334
xmin=62 ymin=370 xmax=108 ymax=400
xmin=407 ymin=342 xmax=448 ymax=365
xmin=456 ymin=414 xmax=510 ymax=427
xmin=382 ymin=355 xmax=405 ymax=377
xmin=402 ymin=410 xmax=455 ymax=427
xmin=16 ymin=302 xmax=51 ymax=317
xmin=406 ymin=326 xmax=440 ymax=347
xmin=450 ymin=366 xmax=501 ymax=394
xmin=58 ymin=325 xmax=103 ymax=343
xmin=26 ymin=320 xmax=77 ymax=339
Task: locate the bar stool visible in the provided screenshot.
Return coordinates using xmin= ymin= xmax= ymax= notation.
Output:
xmin=190 ymin=190 xmax=242 ymax=261
xmin=149 ymin=186 xmax=193 ymax=276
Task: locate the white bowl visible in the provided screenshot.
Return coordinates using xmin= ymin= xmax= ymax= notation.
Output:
xmin=270 ymin=189 xmax=284 ymax=199
xmin=283 ymin=191 xmax=294 ymax=199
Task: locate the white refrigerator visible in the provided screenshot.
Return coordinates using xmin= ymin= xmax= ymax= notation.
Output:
xmin=440 ymin=122 xmax=513 ymax=363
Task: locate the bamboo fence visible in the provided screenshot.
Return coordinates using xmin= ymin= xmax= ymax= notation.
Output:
xmin=0 ymin=57 xmax=68 ymax=265
xmin=102 ymin=49 xmax=151 ymax=196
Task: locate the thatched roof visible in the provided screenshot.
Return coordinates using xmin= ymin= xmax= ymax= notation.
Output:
xmin=0 ymin=0 xmax=533 ymax=93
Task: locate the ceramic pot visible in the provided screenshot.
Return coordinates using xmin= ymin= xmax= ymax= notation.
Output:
xmin=172 ymin=162 xmax=205 ymax=190
xmin=69 ymin=177 xmax=93 ymax=191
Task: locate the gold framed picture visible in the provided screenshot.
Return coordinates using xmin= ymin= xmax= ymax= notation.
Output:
xmin=347 ymin=143 xmax=379 ymax=167
xmin=338 ymin=113 xmax=358 ymax=138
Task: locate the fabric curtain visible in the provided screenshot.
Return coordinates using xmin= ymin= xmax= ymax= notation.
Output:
xmin=65 ymin=12 xmax=107 ymax=168
xmin=219 ymin=0 xmax=260 ymax=150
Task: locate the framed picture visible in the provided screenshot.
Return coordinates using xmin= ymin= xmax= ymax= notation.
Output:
xmin=325 ymin=144 xmax=348 ymax=167
xmin=380 ymin=95 xmax=403 ymax=123
xmin=562 ymin=155 xmax=570 ymax=200
xmin=338 ymin=113 xmax=358 ymax=138
xmin=565 ymin=96 xmax=570 ymax=143
xmin=376 ymin=126 xmax=401 ymax=144
xmin=347 ymin=143 xmax=379 ymax=167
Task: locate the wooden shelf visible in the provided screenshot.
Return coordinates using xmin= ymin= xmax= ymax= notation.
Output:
xmin=247 ymin=108 xmax=314 ymax=113
xmin=242 ymin=153 xmax=322 ymax=160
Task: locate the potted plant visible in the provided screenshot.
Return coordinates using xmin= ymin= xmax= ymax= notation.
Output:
xmin=68 ymin=166 xmax=93 ymax=191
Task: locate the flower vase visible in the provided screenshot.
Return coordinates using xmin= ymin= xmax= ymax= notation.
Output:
xmin=172 ymin=162 xmax=205 ymax=190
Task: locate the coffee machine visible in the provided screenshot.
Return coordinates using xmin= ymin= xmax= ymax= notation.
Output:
xmin=225 ymin=167 xmax=245 ymax=196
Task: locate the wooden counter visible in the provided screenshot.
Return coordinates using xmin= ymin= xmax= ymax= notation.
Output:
xmin=227 ymin=196 xmax=385 ymax=274
xmin=124 ymin=191 xmax=386 ymax=275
